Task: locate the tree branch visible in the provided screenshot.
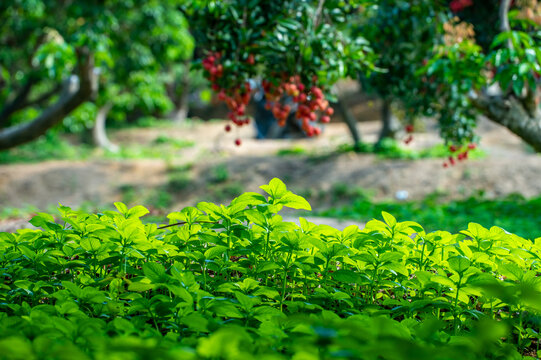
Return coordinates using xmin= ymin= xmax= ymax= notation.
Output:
xmin=500 ymin=0 xmax=513 ymax=48
xmin=0 ymin=78 xmax=35 ymax=126
xmin=0 ymin=49 xmax=97 ymax=150
xmin=92 ymin=102 xmax=119 ymax=152
xmin=471 ymin=91 xmax=541 ymax=152
xmin=500 ymin=0 xmax=512 ymax=32
xmin=22 ymin=84 xmax=62 ymax=109
xmin=314 ymin=0 xmax=326 ymax=28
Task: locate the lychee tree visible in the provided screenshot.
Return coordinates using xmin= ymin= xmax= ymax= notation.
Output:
xmin=189 ymin=0 xmax=376 ymax=145
xmin=192 ymin=0 xmax=541 ymax=158
xmin=361 ymin=0 xmax=541 ymax=157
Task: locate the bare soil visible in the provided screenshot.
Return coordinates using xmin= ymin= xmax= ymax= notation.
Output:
xmin=0 ymin=117 xmax=540 ymax=231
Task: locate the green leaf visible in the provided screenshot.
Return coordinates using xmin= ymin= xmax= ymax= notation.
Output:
xmin=431 ymin=275 xmax=455 ymax=288
xmin=167 ymin=285 xmax=193 ymax=303
xmin=204 ymin=245 xmax=228 ymax=259
xmin=379 ymin=252 xmax=404 ymax=264
xmin=332 ymin=269 xmax=360 ymax=283
xmin=62 ymin=281 xmax=82 ymax=297
xmin=80 ymin=238 xmax=102 ymax=252
xmin=260 ymin=178 xmax=288 ymax=199
xmin=381 ymin=211 xmax=396 ymax=228
xmin=114 ymin=202 xmax=129 ymax=215
xmin=512 ymin=77 xmax=524 ymax=96
xmin=232 ymin=192 xmax=267 ymax=207
xmin=143 ymin=262 xmax=166 ymax=283
xmin=257 ymin=261 xmax=281 ymax=272
xmin=235 ymin=292 xmax=258 ymax=311
xmin=180 ymin=313 xmax=209 ymax=332
xmin=253 ymin=286 xmax=280 ymax=300
xmin=29 ymin=212 xmax=56 ymax=230
xmin=127 ymin=205 xmax=149 ymax=219
xmin=448 ymin=255 xmax=471 ymax=274
xmin=278 ymin=192 xmax=312 ymax=211
xmin=498 ymin=262 xmax=523 ymax=281
xmin=128 ymin=281 xmax=156 ymax=292
xmin=212 ymin=302 xmax=244 ymax=318
xmin=244 ymin=209 xmax=268 ymax=227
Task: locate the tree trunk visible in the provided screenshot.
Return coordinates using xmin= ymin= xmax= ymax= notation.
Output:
xmin=472 ymin=92 xmax=541 ymax=152
xmin=0 ymin=51 xmax=97 ymax=150
xmin=169 ymin=61 xmax=190 ymax=123
xmin=170 ymin=101 xmax=188 ymax=123
xmin=334 ymin=98 xmax=362 ymax=150
xmin=378 ymin=98 xmax=400 ymax=143
xmin=92 ymin=102 xmax=119 ymax=152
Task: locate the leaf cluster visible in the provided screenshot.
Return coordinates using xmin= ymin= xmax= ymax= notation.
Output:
xmin=1 ymin=179 xmax=540 ymax=359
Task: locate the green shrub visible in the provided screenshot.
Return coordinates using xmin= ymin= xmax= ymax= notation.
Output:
xmin=319 ymin=193 xmax=541 ymax=239
xmin=338 ymin=139 xmax=486 ymax=160
xmin=0 ymin=179 xmax=539 ymax=359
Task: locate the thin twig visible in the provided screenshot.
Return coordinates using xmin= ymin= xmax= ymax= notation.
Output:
xmin=157 ymin=220 xmax=218 ymax=230
xmin=314 ymin=0 xmax=326 ymax=28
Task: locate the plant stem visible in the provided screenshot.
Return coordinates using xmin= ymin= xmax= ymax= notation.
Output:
xmin=419 ymin=236 xmax=426 ymax=271
xmin=280 ymin=251 xmax=293 ymax=311
xmin=452 ymin=274 xmax=463 ymax=335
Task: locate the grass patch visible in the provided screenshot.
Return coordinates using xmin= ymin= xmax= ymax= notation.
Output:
xmin=209 ymin=181 xmax=244 ymax=202
xmin=152 ymin=134 xmax=195 ymax=149
xmin=0 ymin=205 xmax=40 ymax=220
xmin=318 ymin=192 xmax=541 ymax=239
xmin=0 ymin=133 xmax=93 ymax=164
xmin=209 ymin=164 xmax=229 ymax=183
xmin=0 ymin=130 xmax=194 ymax=164
xmin=276 ymin=145 xmax=307 ymax=156
xmin=338 ymin=138 xmax=486 ymax=160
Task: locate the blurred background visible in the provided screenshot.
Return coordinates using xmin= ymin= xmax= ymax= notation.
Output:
xmin=1 ymin=0 xmax=540 ymax=238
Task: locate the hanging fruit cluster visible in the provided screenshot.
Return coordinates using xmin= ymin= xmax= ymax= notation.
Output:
xmin=202 ymin=52 xmax=252 ymax=128
xmin=403 ymin=124 xmax=414 ymax=145
xmin=262 ymin=75 xmax=334 ymax=137
xmin=443 ymin=142 xmax=477 ymax=167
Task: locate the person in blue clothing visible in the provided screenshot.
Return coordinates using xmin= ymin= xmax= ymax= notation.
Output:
xmin=251 ymin=79 xmax=305 ymax=139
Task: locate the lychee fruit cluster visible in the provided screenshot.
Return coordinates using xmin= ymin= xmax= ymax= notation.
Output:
xmin=262 ymin=75 xmax=333 ymax=137
xmin=443 ymin=142 xmax=476 ymax=167
xmin=404 ymin=124 xmax=414 ymax=145
xmin=203 ymin=51 xmax=254 ymax=146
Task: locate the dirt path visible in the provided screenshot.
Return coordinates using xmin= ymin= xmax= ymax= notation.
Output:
xmin=0 ymin=118 xmax=539 ymax=232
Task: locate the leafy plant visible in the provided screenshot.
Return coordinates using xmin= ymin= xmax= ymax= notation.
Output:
xmin=0 ymin=178 xmax=539 ymax=359
xmin=319 ymin=192 xmax=541 ymax=239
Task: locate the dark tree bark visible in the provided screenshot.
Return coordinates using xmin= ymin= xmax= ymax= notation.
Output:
xmin=167 ymin=60 xmax=191 ymax=123
xmin=0 ymin=51 xmax=97 ymax=150
xmin=473 ymin=93 xmax=541 ymax=152
xmin=378 ymin=98 xmax=400 ymax=143
xmin=334 ymin=98 xmax=362 ymax=150
xmin=0 ymin=78 xmax=35 ymax=126
xmin=92 ymin=102 xmax=119 ymax=152
xmin=22 ymin=84 xmax=62 ymax=109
